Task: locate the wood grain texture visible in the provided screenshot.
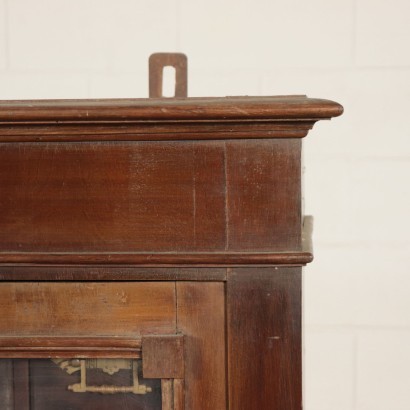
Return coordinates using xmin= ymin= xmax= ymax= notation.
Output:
xmin=0 ymin=251 xmax=313 ymax=266
xmin=227 ymin=268 xmax=302 ymax=410
xmin=0 ymin=96 xmax=343 ymax=123
xmin=176 ymin=282 xmax=226 ymax=410
xmin=173 ymin=379 xmax=185 ymax=410
xmin=226 ymin=139 xmax=301 ymax=251
xmin=0 ymin=121 xmax=314 ymax=142
xmin=0 ymin=80 xmax=343 ymax=409
xmin=162 ymin=379 xmax=174 ymax=410
xmin=0 ymin=267 xmax=227 ymax=281
xmin=142 ymin=335 xmax=184 ymax=379
xmin=0 ymin=282 xmax=176 ymax=337
xmin=0 ymin=337 xmax=142 ymax=359
xmin=0 ymin=141 xmax=225 ymax=254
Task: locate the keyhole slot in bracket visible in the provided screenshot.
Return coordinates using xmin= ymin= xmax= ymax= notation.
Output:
xmin=149 ymin=53 xmax=188 ymax=98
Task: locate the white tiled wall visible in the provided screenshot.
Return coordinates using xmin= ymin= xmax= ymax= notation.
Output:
xmin=1 ymin=1 xmax=409 ymax=409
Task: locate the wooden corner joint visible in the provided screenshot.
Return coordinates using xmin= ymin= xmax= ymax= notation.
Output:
xmin=142 ymin=334 xmax=185 ymax=380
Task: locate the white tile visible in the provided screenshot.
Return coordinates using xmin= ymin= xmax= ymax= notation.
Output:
xmin=187 ymin=69 xmax=261 ymax=97
xmin=179 ymin=0 xmax=354 ymax=70
xmin=86 ymin=69 xmax=261 ymax=99
xmin=304 ymin=158 xmax=410 ymax=247
xmin=357 ymin=330 xmax=410 ymax=410
xmin=304 ymin=330 xmax=355 ymax=410
xmin=0 ymin=0 xmax=7 ymax=70
xmin=88 ymin=72 xmax=148 ymax=98
xmin=8 ymin=0 xmax=178 ymax=71
xmin=263 ymin=68 xmax=410 ymax=158
xmin=356 ymin=0 xmax=410 ymax=67
xmin=342 ymin=69 xmax=410 ymax=158
xmin=0 ymin=73 xmax=88 ymax=99
xmin=304 ymin=248 xmax=410 ymax=326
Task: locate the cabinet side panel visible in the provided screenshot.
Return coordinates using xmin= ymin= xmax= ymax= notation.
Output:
xmin=227 ymin=268 xmax=302 ymax=410
xmin=226 ymin=139 xmax=301 ymax=251
xmin=176 ymin=282 xmax=226 ymax=410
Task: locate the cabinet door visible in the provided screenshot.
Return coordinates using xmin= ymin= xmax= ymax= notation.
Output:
xmin=2 ymin=358 xmax=161 ymax=410
xmin=0 ymin=281 xmax=226 ymax=410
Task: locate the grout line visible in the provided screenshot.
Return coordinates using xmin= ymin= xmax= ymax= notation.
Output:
xmin=308 ymin=241 xmax=410 ymax=251
xmin=305 ymin=324 xmax=410 ymax=332
xmin=352 ymin=330 xmax=359 ymax=410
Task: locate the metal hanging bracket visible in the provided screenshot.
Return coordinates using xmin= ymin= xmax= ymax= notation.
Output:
xmin=149 ymin=53 xmax=188 ymax=98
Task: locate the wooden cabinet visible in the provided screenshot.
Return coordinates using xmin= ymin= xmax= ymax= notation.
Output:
xmin=0 ymin=54 xmax=342 ymax=409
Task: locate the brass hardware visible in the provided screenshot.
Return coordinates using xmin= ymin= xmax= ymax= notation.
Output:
xmin=53 ymin=359 xmax=152 ymax=395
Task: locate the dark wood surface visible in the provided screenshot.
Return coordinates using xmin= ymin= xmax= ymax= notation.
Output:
xmin=0 ymin=63 xmax=342 ymax=408
xmin=142 ymin=335 xmax=184 ymax=379
xmin=227 ymin=267 xmax=302 ymax=410
xmin=226 ymin=139 xmax=301 ymax=251
xmin=0 ymin=121 xmax=316 ymax=142
xmin=0 ymin=282 xmax=176 ymax=337
xmin=0 ymin=251 xmax=313 ymax=266
xmin=176 ymin=282 xmax=226 ymax=410
xmin=0 ymin=141 xmax=226 ymax=254
xmin=0 ymin=139 xmax=306 ymax=265
xmin=0 ymin=337 xmax=142 ymax=359
xmin=0 ymin=267 xmax=228 ymax=281
xmin=0 ymin=96 xmax=343 ymax=123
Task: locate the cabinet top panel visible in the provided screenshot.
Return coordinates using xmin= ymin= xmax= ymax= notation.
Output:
xmin=0 ymin=96 xmax=343 ymax=124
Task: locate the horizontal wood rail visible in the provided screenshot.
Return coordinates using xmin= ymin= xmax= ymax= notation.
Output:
xmin=0 ymin=251 xmax=313 ymax=266
xmin=0 ymin=337 xmax=142 ymax=359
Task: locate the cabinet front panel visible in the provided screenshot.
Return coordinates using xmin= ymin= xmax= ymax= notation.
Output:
xmin=0 ymin=141 xmax=226 ymax=253
xmin=0 ymin=139 xmax=302 ymax=256
xmin=0 ymin=282 xmax=176 ymax=336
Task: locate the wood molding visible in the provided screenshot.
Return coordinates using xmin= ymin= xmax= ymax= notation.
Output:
xmin=0 ymin=251 xmax=313 ymax=266
xmin=0 ymin=337 xmax=142 ymax=359
xmin=0 ymin=96 xmax=343 ymax=124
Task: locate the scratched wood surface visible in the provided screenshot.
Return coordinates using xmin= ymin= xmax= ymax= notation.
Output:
xmin=0 ymin=76 xmax=343 ymax=409
xmin=176 ymin=282 xmax=226 ymax=410
xmin=227 ymin=267 xmax=302 ymax=410
xmin=0 ymin=141 xmax=226 ymax=253
xmin=226 ymin=139 xmax=301 ymax=251
xmin=0 ymin=282 xmax=176 ymax=337
xmin=0 ymin=96 xmax=343 ymax=123
xmin=0 ymin=139 xmax=302 ymax=260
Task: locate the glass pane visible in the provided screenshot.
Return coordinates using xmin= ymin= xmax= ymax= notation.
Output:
xmin=0 ymin=359 xmax=162 ymax=410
